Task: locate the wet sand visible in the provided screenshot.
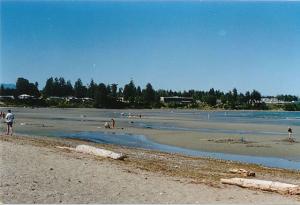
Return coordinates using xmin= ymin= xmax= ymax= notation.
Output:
xmin=1 ymin=134 xmax=300 ymax=204
xmin=2 ymin=107 xmax=300 ymax=161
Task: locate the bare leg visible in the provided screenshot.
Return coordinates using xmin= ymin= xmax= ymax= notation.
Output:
xmin=288 ymin=133 xmax=293 ymax=142
xmin=10 ymin=125 xmax=13 ymax=136
xmin=6 ymin=124 xmax=9 ymax=135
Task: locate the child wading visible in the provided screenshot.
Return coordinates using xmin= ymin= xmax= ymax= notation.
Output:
xmin=288 ymin=127 xmax=293 ymax=142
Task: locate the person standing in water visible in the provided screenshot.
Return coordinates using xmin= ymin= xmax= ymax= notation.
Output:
xmin=5 ymin=110 xmax=14 ymax=135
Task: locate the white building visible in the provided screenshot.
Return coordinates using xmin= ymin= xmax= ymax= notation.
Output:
xmin=261 ymin=97 xmax=289 ymax=104
xmin=160 ymin=96 xmax=193 ymax=104
xmin=0 ymin=95 xmax=15 ymax=100
xmin=18 ymin=94 xmax=34 ymax=99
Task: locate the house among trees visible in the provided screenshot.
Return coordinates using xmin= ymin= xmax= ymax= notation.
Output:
xmin=18 ymin=94 xmax=35 ymax=100
xmin=46 ymin=96 xmax=65 ymax=101
xmin=118 ymin=97 xmax=127 ymax=103
xmin=160 ymin=96 xmax=194 ymax=104
xmin=261 ymin=97 xmax=294 ymax=104
xmin=66 ymin=97 xmax=94 ymax=103
xmin=65 ymin=96 xmax=80 ymax=103
xmin=261 ymin=97 xmax=284 ymax=104
xmin=81 ymin=97 xmax=94 ymax=103
xmin=0 ymin=95 xmax=15 ymax=100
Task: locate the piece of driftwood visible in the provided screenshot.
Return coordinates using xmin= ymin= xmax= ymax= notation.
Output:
xmin=221 ymin=178 xmax=300 ymax=195
xmin=56 ymin=145 xmax=126 ymax=160
xmin=229 ymin=168 xmax=255 ymax=177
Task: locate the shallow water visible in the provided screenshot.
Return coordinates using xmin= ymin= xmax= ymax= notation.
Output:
xmin=7 ymin=108 xmax=300 ymax=170
xmin=132 ymin=122 xmax=288 ymax=136
xmin=139 ymin=110 xmax=300 ymax=127
xmin=52 ymin=131 xmax=300 ymax=170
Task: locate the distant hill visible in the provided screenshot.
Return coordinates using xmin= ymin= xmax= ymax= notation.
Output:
xmin=0 ymin=83 xmax=16 ymax=89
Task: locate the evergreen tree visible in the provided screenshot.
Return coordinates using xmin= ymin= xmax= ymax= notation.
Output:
xmin=111 ymin=83 xmax=118 ymax=98
xmin=204 ymin=88 xmax=217 ymax=106
xmin=251 ymin=90 xmax=261 ymax=104
xmin=94 ymin=83 xmax=108 ymax=107
xmin=245 ymin=91 xmax=251 ymax=104
xmin=65 ymin=80 xmax=74 ymax=96
xmin=143 ymin=83 xmax=155 ymax=104
xmin=43 ymin=77 xmax=54 ymax=97
xmin=87 ymin=79 xmax=97 ymax=99
xmin=74 ymin=78 xmax=87 ymax=98
xmin=123 ymin=80 xmax=136 ymax=104
xmin=16 ymin=77 xmax=40 ymax=97
xmin=58 ymin=77 xmax=66 ymax=96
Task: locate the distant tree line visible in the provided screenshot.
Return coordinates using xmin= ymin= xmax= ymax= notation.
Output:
xmin=0 ymin=77 xmax=299 ymax=111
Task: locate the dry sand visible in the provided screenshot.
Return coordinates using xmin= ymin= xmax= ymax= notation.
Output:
xmin=1 ymin=134 xmax=300 ymax=204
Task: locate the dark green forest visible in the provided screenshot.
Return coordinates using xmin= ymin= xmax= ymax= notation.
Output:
xmin=1 ymin=77 xmax=299 ymax=111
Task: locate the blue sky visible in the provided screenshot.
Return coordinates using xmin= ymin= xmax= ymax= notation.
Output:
xmin=1 ymin=1 xmax=300 ymax=96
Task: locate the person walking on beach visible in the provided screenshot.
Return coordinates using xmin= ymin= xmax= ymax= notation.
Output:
xmin=0 ymin=111 xmax=5 ymax=119
xmin=111 ymin=118 xmax=115 ymax=128
xmin=288 ymin=127 xmax=293 ymax=142
xmin=5 ymin=110 xmax=14 ymax=135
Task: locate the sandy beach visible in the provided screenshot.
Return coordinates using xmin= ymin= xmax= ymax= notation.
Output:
xmin=1 ymin=107 xmax=300 ymax=203
xmin=1 ymin=134 xmax=300 ymax=204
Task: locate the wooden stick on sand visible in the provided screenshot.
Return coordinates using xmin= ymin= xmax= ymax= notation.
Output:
xmin=56 ymin=145 xmax=126 ymax=160
xmin=221 ymin=178 xmax=300 ymax=195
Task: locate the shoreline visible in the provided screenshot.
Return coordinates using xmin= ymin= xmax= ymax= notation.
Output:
xmin=2 ymin=105 xmax=300 ymax=112
xmin=1 ymin=133 xmax=300 ymax=182
xmin=1 ymin=134 xmax=300 ymax=203
xmin=1 ymin=107 xmax=300 ymax=162
xmin=33 ymin=129 xmax=300 ymax=170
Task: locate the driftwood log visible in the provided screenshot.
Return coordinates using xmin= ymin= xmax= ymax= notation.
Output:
xmin=56 ymin=145 xmax=126 ymax=160
xmin=229 ymin=168 xmax=255 ymax=177
xmin=221 ymin=178 xmax=300 ymax=195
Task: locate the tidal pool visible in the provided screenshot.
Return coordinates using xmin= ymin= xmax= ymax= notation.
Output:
xmin=53 ymin=131 xmax=300 ymax=170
